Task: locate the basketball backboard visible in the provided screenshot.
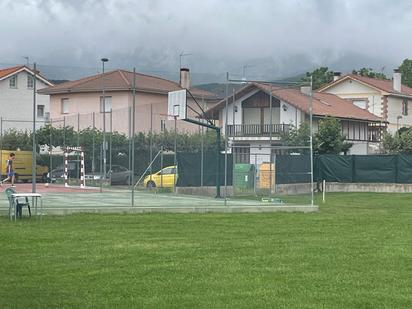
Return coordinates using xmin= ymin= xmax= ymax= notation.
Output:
xmin=168 ymin=89 xmax=187 ymax=120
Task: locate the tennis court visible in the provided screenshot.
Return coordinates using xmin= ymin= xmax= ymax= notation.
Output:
xmin=0 ymin=183 xmax=317 ymax=215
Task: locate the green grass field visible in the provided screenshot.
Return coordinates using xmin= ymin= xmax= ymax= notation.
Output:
xmin=1 ymin=193 xmax=411 ymax=308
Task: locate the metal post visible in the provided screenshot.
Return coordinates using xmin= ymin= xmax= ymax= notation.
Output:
xmin=131 ymin=68 xmax=136 ymax=206
xmin=173 ymin=116 xmax=177 ymax=193
xmin=128 ymin=106 xmax=132 ymax=186
xmin=224 ymin=72 xmax=229 ymax=203
xmin=309 ymin=76 xmax=314 ymax=207
xmin=149 ymin=103 xmax=153 ymax=180
xmin=92 ymin=112 xmax=95 ymax=173
xmin=200 ymin=96 xmax=204 ymax=187
xmin=49 ymin=118 xmax=53 ymax=180
xmin=63 ymin=116 xmax=66 ymax=148
xmin=269 ymin=84 xmax=273 ymax=199
xmin=216 ymin=128 xmax=221 ymax=198
xmin=32 ymin=63 xmax=37 ymax=193
xmin=109 ymin=109 xmax=112 ymax=184
xmin=77 ymin=113 xmax=80 ymax=185
xmin=232 ymin=89 xmax=236 ymax=196
xmin=101 ymin=58 xmax=108 ymax=188
xmin=160 ymin=146 xmax=164 ymax=188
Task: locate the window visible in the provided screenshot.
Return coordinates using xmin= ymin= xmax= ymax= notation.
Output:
xmin=233 ymin=144 xmax=250 ymax=163
xmin=61 ymin=98 xmax=69 ymax=114
xmin=27 ymin=75 xmax=34 ymax=89
xmin=161 ymin=167 xmax=174 ymax=175
xmin=100 ymin=96 xmax=112 ymax=113
xmin=352 ymin=100 xmax=367 ymax=109
xmin=160 ymin=119 xmax=166 ymax=132
xmin=9 ymin=75 xmax=17 ymax=88
xmin=402 ymin=99 xmax=408 ymax=116
xmin=37 ymin=105 xmax=45 ymax=117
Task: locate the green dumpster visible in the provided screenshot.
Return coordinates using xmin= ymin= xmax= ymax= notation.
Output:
xmin=234 ymin=164 xmax=255 ymax=190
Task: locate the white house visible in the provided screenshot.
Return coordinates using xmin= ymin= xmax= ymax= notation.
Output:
xmin=319 ymin=70 xmax=412 ymax=133
xmin=205 ymin=83 xmax=384 ymax=162
xmin=0 ymin=65 xmax=53 ymax=131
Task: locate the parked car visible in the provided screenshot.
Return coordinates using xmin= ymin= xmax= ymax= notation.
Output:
xmin=48 ymin=160 xmax=80 ymax=183
xmin=143 ymin=166 xmax=177 ymax=188
xmin=85 ymin=165 xmax=132 ymax=185
xmin=108 ymin=165 xmax=132 ymax=185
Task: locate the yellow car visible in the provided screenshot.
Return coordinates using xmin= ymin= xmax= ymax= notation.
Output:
xmin=143 ymin=166 xmax=177 ymax=188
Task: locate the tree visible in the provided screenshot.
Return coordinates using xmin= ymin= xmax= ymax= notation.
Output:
xmin=302 ymin=67 xmax=334 ymax=90
xmin=399 ymin=58 xmax=412 ymax=87
xmin=314 ymin=118 xmax=352 ymax=154
xmin=382 ymin=127 xmax=412 ymax=154
xmin=352 ymin=67 xmax=387 ymax=79
xmin=280 ymin=122 xmax=310 ymax=151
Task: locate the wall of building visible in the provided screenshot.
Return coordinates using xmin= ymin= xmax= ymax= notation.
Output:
xmin=323 ymin=79 xmax=384 ymax=117
xmin=47 ymin=90 xmax=216 ymax=134
xmin=0 ymin=70 xmax=50 ymax=131
xmin=279 ymin=100 xmax=303 ymax=125
xmin=386 ymin=96 xmax=412 ymax=133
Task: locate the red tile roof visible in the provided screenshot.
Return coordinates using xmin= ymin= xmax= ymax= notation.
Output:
xmin=38 ymin=69 xmax=218 ymax=99
xmin=206 ymin=83 xmax=382 ymax=122
xmin=0 ymin=66 xmax=24 ymax=79
xmin=0 ymin=65 xmax=53 ymax=86
xmin=320 ymin=74 xmax=412 ymax=96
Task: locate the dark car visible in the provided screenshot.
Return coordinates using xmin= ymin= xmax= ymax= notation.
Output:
xmin=108 ymin=165 xmax=132 ymax=185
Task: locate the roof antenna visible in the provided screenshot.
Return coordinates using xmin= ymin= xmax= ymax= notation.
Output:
xmin=22 ymin=56 xmax=29 ymax=67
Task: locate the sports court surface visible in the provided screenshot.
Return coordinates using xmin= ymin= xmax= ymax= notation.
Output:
xmin=0 ymin=183 xmax=317 ymax=215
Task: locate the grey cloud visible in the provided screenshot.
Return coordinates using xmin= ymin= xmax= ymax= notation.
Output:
xmin=1 ymin=0 xmax=411 ymax=82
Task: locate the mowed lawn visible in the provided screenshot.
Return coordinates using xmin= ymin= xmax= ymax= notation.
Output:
xmin=0 ymin=193 xmax=411 ymax=309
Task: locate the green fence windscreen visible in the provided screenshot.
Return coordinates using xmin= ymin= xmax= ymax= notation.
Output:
xmin=176 ymin=152 xmax=233 ymax=187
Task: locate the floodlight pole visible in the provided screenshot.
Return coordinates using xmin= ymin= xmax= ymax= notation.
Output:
xmin=131 ymin=67 xmax=136 ymax=206
xmin=309 ymin=76 xmax=314 ymax=207
xmin=101 ymin=57 xmax=109 ymax=191
xmin=224 ymin=72 xmax=229 ymax=204
xmin=32 ymin=63 xmax=37 ymax=193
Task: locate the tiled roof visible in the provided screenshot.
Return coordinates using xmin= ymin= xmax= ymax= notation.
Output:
xmin=206 ymin=83 xmax=382 ymax=122
xmin=38 ymin=69 xmax=218 ymax=99
xmin=0 ymin=65 xmax=53 ymax=86
xmin=320 ymin=74 xmax=412 ymax=96
xmin=0 ymin=66 xmax=24 ymax=79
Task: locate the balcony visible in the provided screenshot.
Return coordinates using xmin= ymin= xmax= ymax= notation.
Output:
xmin=227 ymin=124 xmax=290 ymax=137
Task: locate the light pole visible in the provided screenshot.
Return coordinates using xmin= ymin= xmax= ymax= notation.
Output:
xmin=101 ymin=58 xmax=109 ymax=186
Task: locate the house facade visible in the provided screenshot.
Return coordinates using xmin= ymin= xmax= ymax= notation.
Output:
xmin=38 ymin=68 xmax=219 ymax=134
xmin=319 ymin=70 xmax=412 ymax=133
xmin=0 ymin=66 xmax=53 ymax=131
xmin=206 ymin=83 xmax=384 ymax=162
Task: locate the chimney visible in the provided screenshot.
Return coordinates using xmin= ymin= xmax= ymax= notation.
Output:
xmin=180 ymin=68 xmax=191 ymax=89
xmin=300 ymin=86 xmax=311 ymax=96
xmin=393 ymin=68 xmax=401 ymax=92
xmin=333 ymin=72 xmax=341 ymax=81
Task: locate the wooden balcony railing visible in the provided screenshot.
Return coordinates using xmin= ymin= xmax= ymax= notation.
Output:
xmin=227 ymin=124 xmax=290 ymax=137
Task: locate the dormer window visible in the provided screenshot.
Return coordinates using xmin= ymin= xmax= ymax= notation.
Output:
xmin=9 ymin=75 xmax=17 ymax=88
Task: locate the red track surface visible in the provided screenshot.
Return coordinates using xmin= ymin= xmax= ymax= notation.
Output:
xmin=0 ymin=183 xmax=99 ymax=193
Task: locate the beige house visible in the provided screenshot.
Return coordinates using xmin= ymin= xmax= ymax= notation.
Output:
xmin=206 ymin=83 xmax=384 ymax=157
xmin=38 ymin=69 xmax=219 ymax=134
xmin=318 ymin=70 xmax=412 ymax=133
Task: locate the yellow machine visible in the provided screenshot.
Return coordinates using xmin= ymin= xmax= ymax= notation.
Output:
xmin=143 ymin=166 xmax=177 ymax=188
xmin=1 ymin=150 xmax=48 ymax=182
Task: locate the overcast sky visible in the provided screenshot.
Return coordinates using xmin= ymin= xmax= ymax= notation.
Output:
xmin=1 ymin=0 xmax=411 ymax=81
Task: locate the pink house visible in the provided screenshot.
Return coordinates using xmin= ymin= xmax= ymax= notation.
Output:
xmin=38 ymin=69 xmax=219 ymax=134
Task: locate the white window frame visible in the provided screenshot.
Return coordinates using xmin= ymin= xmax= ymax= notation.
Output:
xmin=100 ymin=96 xmax=112 ymax=113
xmin=61 ymin=98 xmax=69 ymax=114
xmin=27 ymin=75 xmax=34 ymax=89
xmin=37 ymin=105 xmax=45 ymax=118
xmin=9 ymin=75 xmax=17 ymax=88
